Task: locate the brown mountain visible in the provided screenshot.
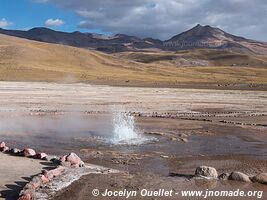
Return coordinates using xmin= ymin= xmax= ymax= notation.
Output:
xmin=163 ymin=24 xmax=267 ymax=54
xmin=0 ymin=24 xmax=266 ymax=54
xmin=0 ymin=27 xmax=162 ymax=53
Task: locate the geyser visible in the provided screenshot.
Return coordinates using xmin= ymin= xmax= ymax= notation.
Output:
xmin=111 ymin=111 xmax=149 ymax=145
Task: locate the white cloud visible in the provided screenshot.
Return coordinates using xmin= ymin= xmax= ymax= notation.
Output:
xmin=0 ymin=18 xmax=13 ymax=28
xmin=45 ymin=18 xmax=64 ymax=27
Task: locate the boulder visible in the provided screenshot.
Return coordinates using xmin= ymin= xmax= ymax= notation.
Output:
xmin=21 ymin=148 xmax=36 ymax=157
xmin=229 ymin=171 xmax=251 ymax=183
xmin=36 ymin=152 xmax=48 ymax=160
xmin=251 ymin=173 xmax=267 ymax=184
xmin=218 ymin=173 xmax=230 ymax=180
xmin=65 ymin=152 xmax=84 ymax=167
xmin=195 ymin=166 xmax=218 ymax=178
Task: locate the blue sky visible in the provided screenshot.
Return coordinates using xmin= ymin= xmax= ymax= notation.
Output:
xmin=0 ymin=0 xmax=266 ymax=41
xmin=0 ymin=0 xmax=104 ymax=33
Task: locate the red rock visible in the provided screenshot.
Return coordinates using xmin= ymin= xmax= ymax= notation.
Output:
xmin=0 ymin=142 xmax=6 ymax=151
xmin=19 ymin=189 xmax=34 ymax=200
xmin=18 ymin=193 xmax=31 ymax=200
xmin=65 ymin=152 xmax=83 ymax=166
xmin=40 ymin=174 xmax=49 ymax=184
xmin=2 ymin=146 xmax=9 ymax=152
xmin=60 ymin=161 xmax=72 ymax=167
xmin=22 ymin=148 xmax=36 ymax=157
xmin=45 ymin=166 xmax=66 ymax=180
xmin=36 ymin=152 xmax=48 ymax=160
xmin=42 ymin=170 xmax=52 ymax=180
xmin=0 ymin=142 xmax=5 ymax=148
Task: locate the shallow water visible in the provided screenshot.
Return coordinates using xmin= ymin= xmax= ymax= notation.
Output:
xmin=1 ymin=113 xmax=266 ymax=159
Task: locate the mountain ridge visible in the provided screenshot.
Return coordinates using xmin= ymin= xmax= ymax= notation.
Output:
xmin=0 ymin=24 xmax=266 ymax=54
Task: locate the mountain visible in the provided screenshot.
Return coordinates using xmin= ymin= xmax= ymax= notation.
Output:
xmin=0 ymin=27 xmax=162 ymax=53
xmin=163 ymin=24 xmax=267 ymax=54
xmin=0 ymin=25 xmax=267 ymax=54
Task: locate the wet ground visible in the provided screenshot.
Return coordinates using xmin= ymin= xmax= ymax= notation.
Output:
xmin=0 ymin=82 xmax=266 ymax=199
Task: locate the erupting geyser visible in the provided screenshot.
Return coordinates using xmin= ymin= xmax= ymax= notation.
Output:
xmin=111 ymin=111 xmax=149 ymax=145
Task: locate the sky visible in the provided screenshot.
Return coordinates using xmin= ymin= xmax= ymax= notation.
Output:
xmin=0 ymin=0 xmax=267 ymax=41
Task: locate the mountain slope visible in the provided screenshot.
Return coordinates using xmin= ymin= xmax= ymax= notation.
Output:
xmin=0 ymin=34 xmax=267 ymax=89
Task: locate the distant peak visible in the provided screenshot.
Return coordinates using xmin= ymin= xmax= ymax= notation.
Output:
xmin=193 ymin=24 xmax=214 ymax=29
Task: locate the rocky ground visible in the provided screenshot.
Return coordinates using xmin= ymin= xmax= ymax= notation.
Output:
xmin=0 ymin=82 xmax=266 ymax=199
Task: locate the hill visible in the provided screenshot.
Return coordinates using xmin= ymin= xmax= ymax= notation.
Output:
xmin=0 ymin=34 xmax=266 ymax=90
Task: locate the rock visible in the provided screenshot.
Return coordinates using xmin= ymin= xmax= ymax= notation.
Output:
xmin=21 ymin=148 xmax=36 ymax=157
xmin=251 ymin=173 xmax=267 ymax=184
xmin=218 ymin=173 xmax=230 ymax=180
xmin=195 ymin=166 xmax=218 ymax=178
xmin=171 ymin=137 xmax=177 ymax=141
xmin=40 ymin=174 xmax=49 ymax=184
xmin=19 ymin=189 xmax=35 ymax=200
xmin=29 ymin=175 xmax=43 ymax=189
xmin=18 ymin=193 xmax=31 ymax=200
xmin=43 ymin=171 xmax=54 ymax=180
xmin=60 ymin=161 xmax=72 ymax=167
xmin=65 ymin=152 xmax=84 ymax=167
xmin=2 ymin=146 xmax=9 ymax=152
xmin=229 ymin=171 xmax=251 ymax=183
xmin=180 ymin=138 xmax=188 ymax=143
xmin=44 ymin=166 xmax=65 ymax=180
xmin=0 ymin=142 xmax=6 ymax=151
xmin=23 ymin=183 xmax=35 ymax=190
xmin=0 ymin=142 xmax=5 ymax=147
xmin=9 ymin=148 xmax=21 ymax=155
xmin=60 ymin=155 xmax=67 ymax=162
xmin=36 ymin=152 xmax=48 ymax=160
